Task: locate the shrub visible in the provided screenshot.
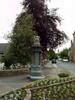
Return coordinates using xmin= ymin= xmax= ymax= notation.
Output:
xmin=58 ymin=73 xmax=69 ymax=78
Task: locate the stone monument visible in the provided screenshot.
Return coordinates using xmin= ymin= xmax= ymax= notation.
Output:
xmin=30 ymin=36 xmax=45 ymax=80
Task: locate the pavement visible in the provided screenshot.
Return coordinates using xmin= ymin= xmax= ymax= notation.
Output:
xmin=0 ymin=61 xmax=70 ymax=95
xmin=57 ymin=60 xmax=75 ymax=75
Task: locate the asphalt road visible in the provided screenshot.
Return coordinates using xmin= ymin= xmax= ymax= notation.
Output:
xmin=57 ymin=60 xmax=75 ymax=75
xmin=0 ymin=75 xmax=30 ymax=95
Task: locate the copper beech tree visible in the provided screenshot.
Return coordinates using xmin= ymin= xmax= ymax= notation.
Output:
xmin=23 ymin=0 xmax=68 ymax=52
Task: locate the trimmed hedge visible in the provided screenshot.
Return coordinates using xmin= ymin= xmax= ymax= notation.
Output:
xmin=58 ymin=72 xmax=69 ymax=78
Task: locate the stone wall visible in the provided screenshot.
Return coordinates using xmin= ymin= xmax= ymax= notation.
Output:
xmin=0 ymin=68 xmax=29 ymax=77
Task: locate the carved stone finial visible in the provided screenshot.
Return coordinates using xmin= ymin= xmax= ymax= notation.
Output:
xmin=34 ymin=36 xmax=40 ymax=46
xmin=35 ymin=36 xmax=39 ymax=42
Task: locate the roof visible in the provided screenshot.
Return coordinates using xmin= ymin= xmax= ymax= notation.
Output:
xmin=0 ymin=43 xmax=9 ymax=54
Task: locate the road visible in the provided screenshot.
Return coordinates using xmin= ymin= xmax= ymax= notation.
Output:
xmin=56 ymin=60 xmax=75 ymax=75
xmin=0 ymin=75 xmax=30 ymax=95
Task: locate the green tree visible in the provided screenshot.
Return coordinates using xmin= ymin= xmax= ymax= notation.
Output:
xmin=59 ymin=48 xmax=69 ymax=59
xmin=45 ymin=49 xmax=57 ymax=60
xmin=23 ymin=0 xmax=68 ymax=52
xmin=2 ymin=13 xmax=34 ymax=67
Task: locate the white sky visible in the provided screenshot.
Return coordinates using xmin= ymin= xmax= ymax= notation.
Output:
xmin=47 ymin=0 xmax=75 ymax=51
xmin=0 ymin=0 xmax=23 ymax=43
xmin=0 ymin=0 xmax=75 ymax=51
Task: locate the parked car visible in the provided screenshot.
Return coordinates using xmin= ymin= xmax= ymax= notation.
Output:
xmin=51 ymin=59 xmax=56 ymax=63
xmin=62 ymin=59 xmax=68 ymax=62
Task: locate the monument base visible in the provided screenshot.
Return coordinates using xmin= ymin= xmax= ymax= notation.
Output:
xmin=30 ymin=75 xmax=45 ymax=80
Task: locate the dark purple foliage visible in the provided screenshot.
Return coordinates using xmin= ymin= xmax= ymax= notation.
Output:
xmin=23 ymin=0 xmax=68 ymax=51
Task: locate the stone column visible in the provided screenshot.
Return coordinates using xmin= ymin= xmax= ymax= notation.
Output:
xmin=30 ymin=36 xmax=45 ymax=80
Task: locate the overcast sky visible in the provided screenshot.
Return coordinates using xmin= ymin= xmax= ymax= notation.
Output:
xmin=0 ymin=0 xmax=75 ymax=51
xmin=47 ymin=0 xmax=75 ymax=51
xmin=0 ymin=0 xmax=23 ymax=43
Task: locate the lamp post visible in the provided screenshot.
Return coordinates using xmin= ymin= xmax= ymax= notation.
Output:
xmin=30 ymin=36 xmax=45 ymax=80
